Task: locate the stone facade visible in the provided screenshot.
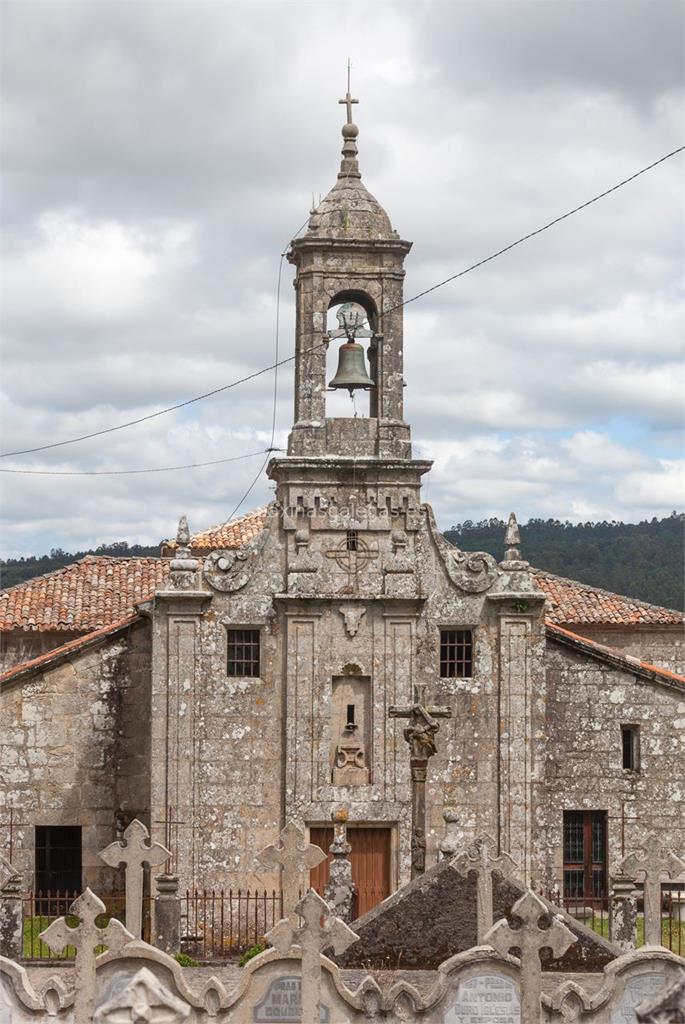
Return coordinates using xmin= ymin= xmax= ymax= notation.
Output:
xmin=0 ymin=102 xmax=684 ymax=913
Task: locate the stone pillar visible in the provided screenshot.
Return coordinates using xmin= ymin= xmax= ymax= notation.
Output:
xmin=609 ymin=874 xmax=638 ymax=952
xmin=0 ymin=870 xmax=23 ymax=959
xmin=154 ymin=873 xmax=181 ymax=955
xmin=438 ymin=809 xmax=460 ymax=862
xmin=323 ymin=809 xmax=356 ymax=922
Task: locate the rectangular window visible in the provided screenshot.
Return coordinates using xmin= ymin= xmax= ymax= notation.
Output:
xmin=563 ymin=810 xmax=607 ymax=899
xmin=621 ymin=725 xmax=640 ymax=772
xmin=35 ymin=825 xmax=82 ymax=893
xmin=440 ymin=629 xmax=473 ymax=678
xmin=227 ymin=628 xmax=260 ymax=677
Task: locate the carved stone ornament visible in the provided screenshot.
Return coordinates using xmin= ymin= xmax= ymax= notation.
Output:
xmin=94 ymin=966 xmax=190 ymax=1023
xmin=203 ymin=531 xmax=266 ymax=593
xmin=426 ymin=506 xmax=499 ymax=593
xmin=338 ymin=603 xmax=366 ymax=637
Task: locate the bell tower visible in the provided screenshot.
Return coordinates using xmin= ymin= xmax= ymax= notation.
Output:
xmin=284 ymin=86 xmax=415 ymax=461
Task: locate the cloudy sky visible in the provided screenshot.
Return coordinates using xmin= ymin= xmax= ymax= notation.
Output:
xmin=1 ymin=0 xmax=683 ymax=559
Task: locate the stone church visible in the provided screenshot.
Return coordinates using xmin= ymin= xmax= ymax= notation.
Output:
xmin=1 ymin=97 xmax=683 ymax=919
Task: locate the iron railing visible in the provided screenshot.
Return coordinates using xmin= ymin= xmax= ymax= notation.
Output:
xmin=181 ymin=888 xmax=285 ymax=959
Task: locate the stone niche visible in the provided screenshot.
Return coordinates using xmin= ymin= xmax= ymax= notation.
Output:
xmin=331 ymin=675 xmax=371 ymax=785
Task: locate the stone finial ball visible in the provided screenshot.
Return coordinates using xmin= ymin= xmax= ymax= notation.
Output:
xmin=342 ymin=123 xmax=359 ymax=139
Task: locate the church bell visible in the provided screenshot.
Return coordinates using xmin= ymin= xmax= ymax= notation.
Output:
xmin=328 ymin=340 xmax=374 ymax=393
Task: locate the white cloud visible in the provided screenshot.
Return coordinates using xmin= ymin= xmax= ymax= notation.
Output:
xmin=0 ymin=0 xmax=683 ymax=557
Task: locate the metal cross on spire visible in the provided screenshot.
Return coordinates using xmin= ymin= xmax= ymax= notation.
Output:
xmin=339 ymin=59 xmax=359 ymax=124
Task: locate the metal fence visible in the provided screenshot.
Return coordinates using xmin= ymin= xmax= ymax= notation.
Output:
xmin=545 ymin=887 xmax=684 ymax=956
xmin=181 ymin=888 xmax=286 ymax=959
xmin=21 ymin=890 xmax=130 ymax=961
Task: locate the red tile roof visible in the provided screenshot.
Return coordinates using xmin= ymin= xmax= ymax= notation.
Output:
xmin=162 ymin=508 xmax=268 ymax=556
xmin=0 ymin=557 xmax=169 ymax=633
xmin=0 ymin=615 xmax=140 ymax=686
xmin=1 ymin=511 xmax=681 ymax=635
xmin=533 ymin=569 xmax=683 ymax=626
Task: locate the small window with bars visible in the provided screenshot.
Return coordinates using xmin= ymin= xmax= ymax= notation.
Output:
xmin=227 ymin=628 xmax=261 ymax=678
xmin=440 ymin=629 xmax=473 ymax=678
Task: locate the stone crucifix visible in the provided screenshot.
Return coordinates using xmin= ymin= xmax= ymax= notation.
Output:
xmin=99 ymin=818 xmax=170 ymax=940
xmin=389 ymin=684 xmax=452 ymax=878
xmin=620 ymin=835 xmax=685 ymax=946
xmin=485 ymin=889 xmax=576 ymax=1024
xmin=257 ymin=820 xmax=326 ymax=921
xmin=40 ymin=888 xmax=133 ymax=1024
xmin=267 ymin=888 xmax=358 ymax=1024
xmin=450 ymin=833 xmax=519 ymax=943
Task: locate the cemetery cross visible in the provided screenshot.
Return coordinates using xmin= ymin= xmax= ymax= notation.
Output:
xmin=450 ymin=833 xmax=519 ymax=943
xmin=620 ymin=835 xmax=685 ymax=946
xmin=267 ymin=888 xmax=358 ymax=1024
xmin=485 ymin=889 xmax=576 ymax=1024
xmin=40 ymin=888 xmax=133 ymax=1024
xmin=389 ymin=683 xmax=452 ymax=878
xmin=99 ymin=818 xmax=170 ymax=940
xmin=257 ymin=819 xmax=327 ymax=921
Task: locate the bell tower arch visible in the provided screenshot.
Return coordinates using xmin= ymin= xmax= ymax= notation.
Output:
xmin=286 ymin=88 xmax=413 ymax=460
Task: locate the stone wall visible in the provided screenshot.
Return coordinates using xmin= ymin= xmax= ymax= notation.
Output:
xmin=0 ymin=621 xmax=151 ymax=891
xmin=0 ymin=630 xmax=85 ymax=675
xmin=570 ymin=624 xmax=685 ymax=675
xmin=537 ymin=639 xmax=685 ymax=884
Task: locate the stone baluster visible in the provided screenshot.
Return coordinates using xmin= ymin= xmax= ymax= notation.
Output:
xmin=438 ymin=808 xmax=460 ymax=861
xmin=323 ymin=808 xmax=356 ymax=922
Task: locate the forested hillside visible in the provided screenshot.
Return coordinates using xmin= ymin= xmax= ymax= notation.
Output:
xmin=444 ymin=513 xmax=684 ymax=611
xmin=1 ymin=515 xmax=683 ymax=610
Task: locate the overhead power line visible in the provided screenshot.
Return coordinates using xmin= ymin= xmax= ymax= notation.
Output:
xmin=0 ymin=449 xmax=274 ymax=476
xmin=2 ymin=143 xmax=683 ymax=463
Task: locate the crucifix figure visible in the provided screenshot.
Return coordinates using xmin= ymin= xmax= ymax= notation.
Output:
xmin=485 ymin=889 xmax=576 ymax=1024
xmin=99 ymin=818 xmax=170 ymax=940
xmin=40 ymin=888 xmax=133 ymax=1024
xmin=257 ymin=820 xmax=326 ymax=921
xmin=450 ymin=833 xmax=519 ymax=943
xmin=389 ymin=684 xmax=452 ymax=878
xmin=0 ymin=804 xmax=29 ymax=863
xmin=338 ymin=59 xmax=358 ymax=124
xmin=267 ymin=888 xmax=358 ymax=1024
xmin=620 ymin=835 xmax=685 ymax=946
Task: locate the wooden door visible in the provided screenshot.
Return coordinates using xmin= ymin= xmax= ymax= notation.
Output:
xmin=310 ymin=826 xmax=392 ymax=918
xmin=563 ymin=810 xmax=607 ymax=898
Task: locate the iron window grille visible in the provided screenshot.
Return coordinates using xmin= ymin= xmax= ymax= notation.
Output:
xmin=227 ymin=628 xmax=261 ymax=678
xmin=440 ymin=629 xmax=473 ymax=678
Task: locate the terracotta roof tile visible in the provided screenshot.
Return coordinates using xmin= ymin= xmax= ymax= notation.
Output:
xmin=0 ymin=557 xmax=169 ymax=633
xmin=2 ymin=510 xmax=682 ymax=635
xmin=162 ymin=508 xmax=269 ymax=555
xmin=533 ymin=569 xmax=683 ymax=626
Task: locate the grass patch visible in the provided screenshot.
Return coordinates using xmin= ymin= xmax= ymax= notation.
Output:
xmin=579 ymin=913 xmax=685 ymax=953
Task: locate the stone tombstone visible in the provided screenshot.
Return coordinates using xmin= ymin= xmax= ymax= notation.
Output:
xmin=611 ymin=972 xmax=671 ymax=1024
xmin=252 ymin=974 xmax=331 ymax=1022
xmin=94 ymin=965 xmax=190 ymax=1023
xmin=445 ymin=971 xmax=521 ymax=1024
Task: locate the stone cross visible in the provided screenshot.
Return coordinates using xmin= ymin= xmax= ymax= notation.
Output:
xmin=0 ymin=850 xmax=22 ymax=959
xmin=450 ymin=833 xmax=519 ymax=943
xmin=99 ymin=818 xmax=170 ymax=939
xmin=338 ymin=60 xmax=358 ymax=124
xmin=620 ymin=835 xmax=685 ymax=946
xmin=267 ymin=888 xmax=358 ymax=1024
xmin=389 ymin=686 xmax=452 ymax=878
xmin=257 ymin=820 xmax=326 ymax=921
xmin=40 ymin=888 xmax=133 ymax=1024
xmin=485 ymin=889 xmax=576 ymax=1024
